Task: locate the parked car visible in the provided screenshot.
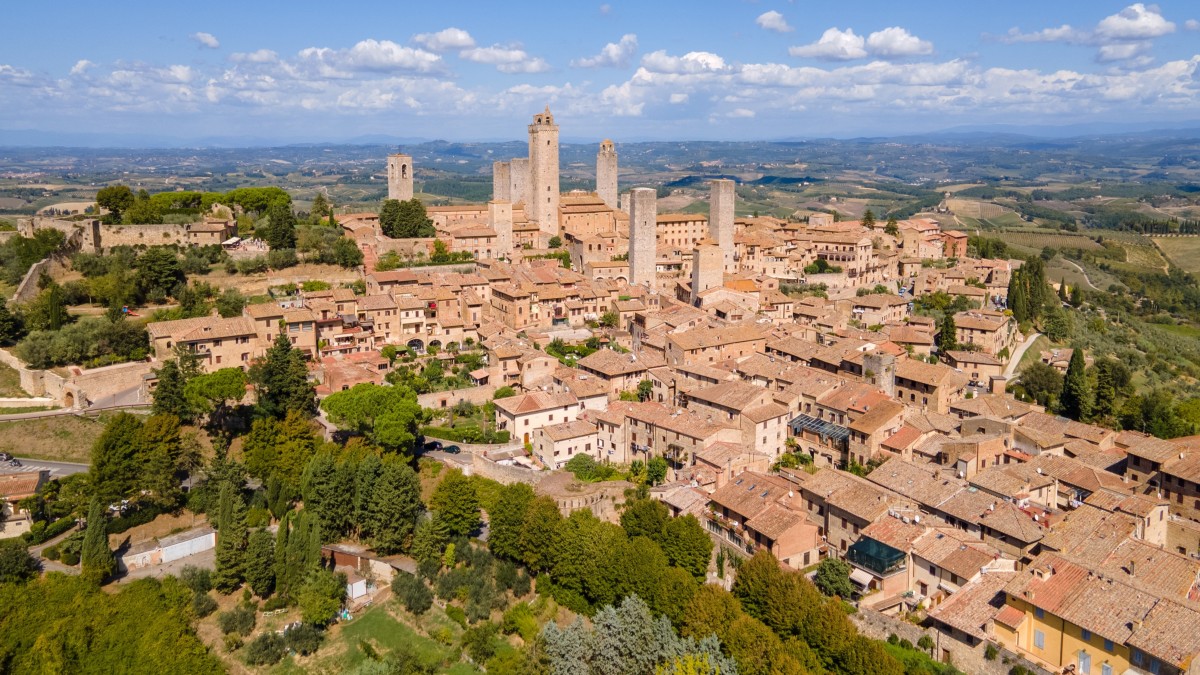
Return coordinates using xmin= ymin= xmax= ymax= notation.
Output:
xmin=443 ymin=445 xmax=461 ymax=455
xmin=424 ymin=441 xmax=443 ymax=451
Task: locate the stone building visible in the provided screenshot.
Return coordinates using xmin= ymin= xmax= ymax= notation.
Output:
xmin=628 ymin=188 xmax=657 ymax=289
xmin=528 ymin=106 xmax=560 ymax=233
xmin=709 ymin=179 xmax=735 ymax=271
xmin=596 ymin=139 xmax=618 ymax=210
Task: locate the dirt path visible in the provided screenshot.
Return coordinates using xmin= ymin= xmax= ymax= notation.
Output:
xmin=1061 ymin=260 xmax=1100 ymax=291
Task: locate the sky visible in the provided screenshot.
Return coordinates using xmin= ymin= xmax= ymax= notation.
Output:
xmin=2 ymin=1 xmax=1199 ymax=144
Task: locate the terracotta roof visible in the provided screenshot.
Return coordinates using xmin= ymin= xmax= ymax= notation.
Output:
xmin=928 ymin=572 xmax=1015 ymax=640
xmin=687 ymin=381 xmax=769 ymax=413
xmin=1127 ymin=599 xmax=1200 ymax=668
xmin=493 ymin=391 xmax=579 ymax=416
xmin=539 ymin=420 xmax=598 ymax=442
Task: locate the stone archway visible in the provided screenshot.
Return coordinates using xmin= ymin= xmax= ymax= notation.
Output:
xmin=407 ymin=338 xmax=424 ymax=353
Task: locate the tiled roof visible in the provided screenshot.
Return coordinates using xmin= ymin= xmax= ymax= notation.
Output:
xmin=493 ymin=391 xmax=579 ymax=416
xmin=928 ymin=571 xmax=1015 ymax=640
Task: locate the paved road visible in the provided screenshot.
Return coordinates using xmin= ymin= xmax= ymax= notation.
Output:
xmin=0 ymin=458 xmax=89 ymax=478
xmin=1004 ymin=332 xmax=1043 ymax=378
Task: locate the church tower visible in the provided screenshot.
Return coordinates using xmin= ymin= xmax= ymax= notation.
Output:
xmin=387 ymin=153 xmax=413 ymax=201
xmin=596 ymin=139 xmax=618 ymax=210
xmin=528 ymin=106 xmax=560 ymax=234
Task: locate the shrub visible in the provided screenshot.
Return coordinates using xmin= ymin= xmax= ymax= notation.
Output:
xmin=985 ymin=644 xmax=999 ymax=661
xmin=60 ymin=550 xmax=80 ymax=566
xmin=43 ymin=545 xmax=60 ymax=561
xmin=223 ymin=634 xmax=243 ymax=653
xmin=243 ymin=632 xmax=285 ymax=666
xmin=392 ymin=572 xmax=433 ymax=615
xmin=22 ymin=516 xmax=76 ymax=545
xmin=244 ymin=507 xmax=271 ymax=528
xmin=899 ymin=639 xmax=913 ymax=650
xmin=501 ymin=603 xmax=538 ymax=642
xmin=217 ymin=606 xmax=256 ymax=636
xmin=283 ymin=623 xmax=324 ymax=656
xmin=262 ymin=595 xmax=289 ymax=612
xmin=887 ymin=634 xmax=899 ymax=645
xmin=180 ymin=565 xmax=213 ymax=594
xmin=192 ymin=592 xmax=218 ymax=618
xmin=445 ymin=605 xmax=467 ymax=628
xmin=461 ymin=622 xmax=499 ymax=663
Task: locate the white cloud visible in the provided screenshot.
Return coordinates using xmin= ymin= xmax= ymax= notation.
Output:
xmin=299 ymin=40 xmax=442 ymax=76
xmin=866 ymin=27 xmax=933 ymax=57
xmin=460 ymin=46 xmax=550 ymax=73
xmin=599 ymin=4 xmax=611 ymax=15
xmin=572 ymin=34 xmax=638 ymax=68
xmin=412 ymin=27 xmax=475 ymax=52
xmin=191 ymin=32 xmax=220 ymax=49
xmin=727 ymin=108 xmax=755 ymax=118
xmin=1096 ymin=3 xmax=1175 ymax=40
xmin=1001 ymin=25 xmax=1085 ymax=44
xmin=1097 ymin=42 xmax=1151 ymax=62
xmin=1186 ymin=19 xmax=1200 ymax=31
xmin=669 ymin=93 xmax=688 ymax=104
xmin=642 ymin=50 xmax=730 ymax=74
xmin=70 ymin=60 xmax=94 ymax=76
xmin=789 ymin=28 xmax=866 ymax=60
xmin=230 ymin=49 xmax=278 ymax=64
xmin=756 ymin=11 xmax=793 ymax=34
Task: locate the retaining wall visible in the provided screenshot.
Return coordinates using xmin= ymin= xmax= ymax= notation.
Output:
xmin=417 ymin=384 xmax=496 ymax=410
xmin=469 ymin=452 xmax=544 ymax=486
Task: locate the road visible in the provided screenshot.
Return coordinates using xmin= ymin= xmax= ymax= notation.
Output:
xmin=1061 ymin=259 xmax=1100 ymax=291
xmin=0 ymin=457 xmax=89 ymax=479
xmin=1004 ymin=332 xmax=1043 ymax=378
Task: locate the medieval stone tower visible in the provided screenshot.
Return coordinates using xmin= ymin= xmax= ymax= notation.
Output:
xmin=863 ymin=352 xmax=896 ymax=398
xmin=709 ymin=179 xmax=735 ymax=272
xmin=492 ymin=161 xmax=511 ymax=202
xmin=628 ymin=188 xmax=657 ymax=289
xmin=528 ymin=106 xmax=560 ymax=234
xmin=387 ymin=153 xmax=413 ymax=201
xmin=690 ymin=242 xmax=723 ymax=306
xmin=596 ymin=139 xmax=618 ymax=210
xmin=488 ymin=200 xmax=513 ymax=257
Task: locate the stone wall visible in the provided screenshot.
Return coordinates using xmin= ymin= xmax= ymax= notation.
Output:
xmin=10 ymin=257 xmax=52 ymax=305
xmin=469 ymin=452 xmax=545 ymax=487
xmin=0 ymin=348 xmax=152 ymax=407
xmin=851 ymin=607 xmax=1051 ymax=675
xmin=96 ymin=223 xmax=188 ymax=250
xmin=417 ymin=384 xmax=497 ymax=410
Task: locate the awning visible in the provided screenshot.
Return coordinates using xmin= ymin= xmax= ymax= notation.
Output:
xmin=222 ymin=236 xmax=241 ymax=245
xmin=850 ymin=568 xmax=874 ymax=587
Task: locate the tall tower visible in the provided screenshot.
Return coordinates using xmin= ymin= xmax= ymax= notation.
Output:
xmin=528 ymin=106 xmax=560 ymax=235
xmin=489 ymin=200 xmax=513 ymax=257
xmin=709 ymin=179 xmax=735 ymax=272
xmin=628 ymin=188 xmax=657 ymax=290
xmin=690 ymin=242 xmax=722 ymax=306
xmin=492 ymin=161 xmax=511 ymax=202
xmin=509 ymin=158 xmax=530 ymax=207
xmin=596 ymin=139 xmax=618 ymax=211
xmin=387 ymin=153 xmax=413 ymax=201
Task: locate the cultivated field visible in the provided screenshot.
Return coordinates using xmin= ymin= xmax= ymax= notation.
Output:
xmin=1152 ymin=237 xmax=1200 ymax=273
xmin=1002 ymin=231 xmax=1102 ymax=253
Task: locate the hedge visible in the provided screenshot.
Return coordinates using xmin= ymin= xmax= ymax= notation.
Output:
xmin=22 ymin=516 xmax=76 ymax=545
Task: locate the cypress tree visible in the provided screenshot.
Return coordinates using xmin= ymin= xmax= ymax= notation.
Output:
xmin=245 ymin=529 xmax=276 ymax=598
xmin=213 ymin=480 xmax=248 ymax=593
xmin=937 ymin=313 xmax=958 ymax=353
xmin=365 ymin=460 xmax=423 ymax=555
xmin=1060 ymin=348 xmax=1092 ymax=421
xmin=80 ymin=499 xmax=115 ymax=584
xmin=1058 ymin=280 xmax=1068 ymax=303
xmin=151 ymin=360 xmax=190 ymax=421
xmin=1009 ymin=273 xmax=1029 ymax=323
xmin=274 ymin=511 xmax=292 ymax=599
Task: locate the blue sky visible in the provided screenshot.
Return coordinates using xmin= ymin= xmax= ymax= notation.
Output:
xmin=2 ymin=1 xmax=1199 ymax=143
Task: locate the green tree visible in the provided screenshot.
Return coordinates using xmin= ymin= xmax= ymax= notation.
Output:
xmin=380 ymin=198 xmax=435 ymax=238
xmin=812 ymin=557 xmax=854 ymax=598
xmin=599 ymin=311 xmax=619 ymax=328
xmin=1018 ymin=362 xmax=1063 ymax=408
xmin=884 ymin=216 xmax=899 ymax=237
xmin=136 ymin=414 xmax=185 ymax=507
xmin=519 ymin=496 xmax=563 ymax=573
xmin=493 ymin=385 xmax=517 ymax=400
xmin=1008 ymin=273 xmax=1029 ymax=323
xmin=0 ymin=302 xmax=25 ymax=346
xmin=96 ymin=185 xmax=135 ymax=222
xmin=410 ymin=516 xmax=451 ymax=577
xmin=215 ymin=288 xmax=246 ymax=318
xmin=937 ymin=313 xmax=957 ymax=352
xmin=184 ymin=367 xmax=247 ymax=428
xmin=298 ymin=568 xmax=346 ymax=626
xmin=637 ymin=378 xmax=654 ymax=402
xmin=310 ymin=192 xmax=331 ymax=221
xmin=213 ymin=480 xmax=249 ymax=593
xmin=489 ymin=482 xmax=534 ymax=561
xmin=80 ymin=500 xmax=115 ymax=584
xmin=548 ymin=236 xmax=563 ymax=249
xmin=1059 ymin=347 xmax=1092 ymax=421
xmin=23 ymin=281 xmax=68 ymax=331
xmin=251 ymin=330 xmax=317 ymax=419
xmin=261 ymin=202 xmax=298 ymax=250
xmin=429 ymin=468 xmax=480 ymax=536
xmin=365 ymin=459 xmax=423 ymax=554
xmin=245 ymin=529 xmax=276 ymax=598
xmin=321 ymin=383 xmax=425 ymax=453
xmin=332 ymin=236 xmax=363 ymax=268
xmin=0 ymin=539 xmax=40 ymax=584
xmin=392 ymin=571 xmax=433 ymax=615
xmin=861 ymin=209 xmax=875 ymax=228
xmin=135 ymin=247 xmax=185 ymax=300
xmin=90 ymin=413 xmax=144 ymax=505
xmin=151 ymin=359 xmax=192 ymax=421
xmin=646 ymin=456 xmax=668 ymax=486
xmin=620 ymin=498 xmax=669 ymax=540
xmin=661 ymin=515 xmax=714 ymax=581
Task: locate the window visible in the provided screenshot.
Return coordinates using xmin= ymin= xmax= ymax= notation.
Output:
xmin=1035 ymin=607 xmax=1045 ymax=619
xmin=1081 ymin=629 xmax=1091 ymax=642
xmin=1079 ymin=650 xmax=1091 ymax=675
xmin=1034 ymin=630 xmax=1045 ymax=650
xmin=1101 ymin=664 xmax=1112 ymax=675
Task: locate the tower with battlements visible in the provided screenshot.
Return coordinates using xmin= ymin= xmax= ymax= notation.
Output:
xmin=528 ymin=107 xmax=560 ymax=234
xmin=387 ymin=153 xmax=413 ymax=201
xmin=597 ymin=140 xmax=618 ymax=211
xmin=709 ymin=179 xmax=735 ymax=272
xmin=628 ymin=188 xmax=657 ymax=289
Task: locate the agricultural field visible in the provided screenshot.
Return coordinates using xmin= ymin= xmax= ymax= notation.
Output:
xmin=1152 ymin=237 xmax=1200 ymax=274
xmin=1001 ymin=231 xmax=1103 ymax=254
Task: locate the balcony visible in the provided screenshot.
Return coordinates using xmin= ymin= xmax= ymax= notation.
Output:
xmin=846 ymin=538 xmax=906 ymax=577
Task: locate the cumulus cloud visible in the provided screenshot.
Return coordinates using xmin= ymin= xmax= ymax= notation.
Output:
xmin=669 ymin=93 xmax=688 ymax=104
xmin=299 ymin=40 xmax=442 ymax=75
xmin=572 ymin=34 xmax=638 ymax=68
xmin=1000 ymin=24 xmax=1086 ymax=44
xmin=1186 ymin=19 xmax=1200 ymax=31
xmin=70 ymin=59 xmax=94 ymax=76
xmin=1096 ymin=42 xmax=1151 ymax=62
xmin=191 ymin=32 xmax=220 ymax=49
xmin=230 ymin=49 xmax=278 ymax=64
xmin=1096 ymin=3 xmax=1175 ymax=40
xmin=756 ymin=11 xmax=793 ymax=33
xmin=460 ymin=46 xmax=550 ymax=73
xmin=866 ymin=27 xmax=933 ymax=57
xmin=413 ymin=27 xmax=475 ymax=52
xmin=789 ymin=28 xmax=866 ymax=60
xmin=727 ymin=108 xmax=756 ymax=118
xmin=642 ymin=50 xmax=731 ymax=74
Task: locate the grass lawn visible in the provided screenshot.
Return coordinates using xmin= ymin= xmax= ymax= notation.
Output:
xmin=0 ymin=414 xmax=108 ymax=462
xmin=1151 ymin=237 xmax=1200 ymax=273
xmin=1151 ymin=323 xmax=1200 ymax=338
xmin=0 ymin=362 xmax=30 ymax=397
xmin=1016 ymin=335 xmax=1051 ymax=373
